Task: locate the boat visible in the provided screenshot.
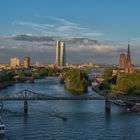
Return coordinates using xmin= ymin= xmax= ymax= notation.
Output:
xmin=0 ymin=117 xmax=5 ymax=134
xmin=112 ymin=100 xmax=126 ymax=106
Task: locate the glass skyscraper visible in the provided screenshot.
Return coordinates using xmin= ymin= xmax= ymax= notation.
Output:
xmin=55 ymin=40 xmax=66 ymax=67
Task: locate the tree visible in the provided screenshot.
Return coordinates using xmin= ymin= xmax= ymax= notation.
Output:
xmin=18 ymin=70 xmax=25 ymax=78
xmin=0 ymin=70 xmax=14 ymax=82
xmin=103 ymin=67 xmax=113 ymax=80
xmin=116 ymin=73 xmax=140 ymax=94
xmin=6 ymin=70 xmax=14 ymax=80
xmin=117 ymin=78 xmax=134 ymax=93
xmin=39 ymin=68 xmax=47 ymax=76
xmin=64 ymin=68 xmax=88 ymax=93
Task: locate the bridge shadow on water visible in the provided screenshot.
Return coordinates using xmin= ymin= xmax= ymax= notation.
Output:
xmin=2 ymin=107 xmax=68 ymax=123
xmin=2 ymin=109 xmax=24 ymax=117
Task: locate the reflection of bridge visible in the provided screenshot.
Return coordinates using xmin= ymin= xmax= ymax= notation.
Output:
xmin=0 ymin=89 xmax=139 ymax=114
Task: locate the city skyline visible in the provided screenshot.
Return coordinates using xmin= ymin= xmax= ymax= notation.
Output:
xmin=0 ymin=0 xmax=140 ymax=64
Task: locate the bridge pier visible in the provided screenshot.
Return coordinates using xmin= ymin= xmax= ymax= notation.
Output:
xmin=24 ymin=100 xmax=28 ymax=114
xmin=105 ymin=97 xmax=110 ymax=113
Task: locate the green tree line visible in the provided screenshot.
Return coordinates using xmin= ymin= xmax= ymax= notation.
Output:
xmin=0 ymin=70 xmax=14 ymax=82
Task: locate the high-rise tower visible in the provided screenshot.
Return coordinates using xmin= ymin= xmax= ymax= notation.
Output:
xmin=55 ymin=41 xmax=66 ymax=67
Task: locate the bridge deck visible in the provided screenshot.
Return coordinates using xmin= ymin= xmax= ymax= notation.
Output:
xmin=0 ymin=89 xmax=139 ymax=101
xmin=0 ymin=96 xmax=106 ymax=101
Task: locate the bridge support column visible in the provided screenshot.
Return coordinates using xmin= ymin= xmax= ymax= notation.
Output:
xmin=24 ymin=100 xmax=28 ymax=114
xmin=105 ymin=97 xmax=110 ymax=113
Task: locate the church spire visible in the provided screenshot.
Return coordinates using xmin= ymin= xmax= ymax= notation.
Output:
xmin=127 ymin=43 xmax=131 ymax=65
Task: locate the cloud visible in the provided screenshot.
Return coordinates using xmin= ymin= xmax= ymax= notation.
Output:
xmin=36 ymin=15 xmax=78 ymax=26
xmin=56 ymin=25 xmax=87 ymax=32
xmin=67 ymin=42 xmax=121 ymax=54
xmin=81 ymin=32 xmax=103 ymax=37
xmin=45 ymin=16 xmax=88 ymax=32
xmin=12 ymin=21 xmax=55 ymax=35
xmin=130 ymin=37 xmax=140 ymax=47
xmin=43 ymin=16 xmax=102 ymax=38
xmin=12 ymin=16 xmax=103 ymax=38
xmin=12 ymin=21 xmax=54 ymax=28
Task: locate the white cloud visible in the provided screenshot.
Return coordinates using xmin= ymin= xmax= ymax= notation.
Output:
xmin=13 ymin=21 xmax=54 ymax=29
xmin=12 ymin=21 xmax=55 ymax=35
xmin=12 ymin=16 xmax=103 ymax=38
xmin=131 ymin=37 xmax=140 ymax=46
xmin=82 ymin=32 xmax=103 ymax=37
xmin=46 ymin=16 xmax=88 ymax=31
xmin=36 ymin=15 xmax=78 ymax=26
xmin=56 ymin=25 xmax=87 ymax=32
xmin=56 ymin=26 xmax=72 ymax=32
xmin=68 ymin=44 xmax=119 ymax=54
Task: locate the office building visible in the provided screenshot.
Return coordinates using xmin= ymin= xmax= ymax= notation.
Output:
xmin=55 ymin=40 xmax=66 ymax=67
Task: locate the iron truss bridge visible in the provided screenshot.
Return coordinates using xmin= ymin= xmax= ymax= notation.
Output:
xmin=0 ymin=89 xmax=106 ymax=101
xmin=0 ymin=89 xmax=139 ymax=101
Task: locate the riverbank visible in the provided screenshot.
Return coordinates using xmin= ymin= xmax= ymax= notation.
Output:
xmin=92 ymin=86 xmax=109 ymax=96
xmin=0 ymin=81 xmax=16 ymax=90
xmin=0 ymin=76 xmax=60 ymax=90
xmin=92 ymin=86 xmax=140 ymax=112
xmin=65 ymin=87 xmax=87 ymax=94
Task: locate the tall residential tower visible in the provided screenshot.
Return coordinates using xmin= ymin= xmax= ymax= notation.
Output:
xmin=55 ymin=41 xmax=66 ymax=67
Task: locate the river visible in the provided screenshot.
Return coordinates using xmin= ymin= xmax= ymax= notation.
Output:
xmin=0 ymin=78 xmax=140 ymax=140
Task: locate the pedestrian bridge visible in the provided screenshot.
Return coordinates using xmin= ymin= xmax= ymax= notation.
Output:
xmin=0 ymin=89 xmax=106 ymax=100
xmin=0 ymin=89 xmax=139 ymax=114
xmin=0 ymin=89 xmax=139 ymax=101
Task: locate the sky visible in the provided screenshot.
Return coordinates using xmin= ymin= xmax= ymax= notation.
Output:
xmin=0 ymin=0 xmax=140 ymax=64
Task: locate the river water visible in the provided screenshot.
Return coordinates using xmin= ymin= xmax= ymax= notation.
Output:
xmin=0 ymin=78 xmax=140 ymax=140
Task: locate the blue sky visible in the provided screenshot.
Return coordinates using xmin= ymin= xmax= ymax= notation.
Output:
xmin=0 ymin=0 xmax=140 ymax=41
xmin=0 ymin=0 xmax=140 ymax=64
